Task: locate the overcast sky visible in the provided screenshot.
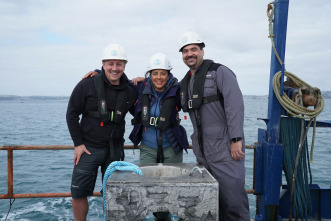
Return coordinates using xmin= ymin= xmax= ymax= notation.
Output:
xmin=0 ymin=0 xmax=330 ymax=96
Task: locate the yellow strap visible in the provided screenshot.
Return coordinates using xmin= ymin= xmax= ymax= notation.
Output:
xmin=154 ymin=117 xmax=158 ymax=127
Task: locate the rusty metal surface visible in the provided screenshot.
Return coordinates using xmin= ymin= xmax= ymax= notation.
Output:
xmin=7 ymin=149 xmax=13 ymax=197
xmin=0 ymin=192 xmax=101 ymax=199
xmin=0 ymin=145 xmax=140 ymax=150
xmin=0 ymin=144 xmax=255 ymax=150
xmin=246 ymin=189 xmax=255 ymax=194
xmin=0 ymin=145 xmax=74 ymax=150
xmin=0 ymin=145 xmax=255 ymax=200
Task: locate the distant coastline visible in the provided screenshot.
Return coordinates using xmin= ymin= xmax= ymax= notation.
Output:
xmin=0 ymin=95 xmax=70 ymax=101
xmin=1 ymin=91 xmax=330 ymax=100
xmin=244 ymin=91 xmax=331 ymax=99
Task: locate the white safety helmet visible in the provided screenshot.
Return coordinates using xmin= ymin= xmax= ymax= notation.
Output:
xmin=178 ymin=31 xmax=205 ymax=52
xmin=102 ymin=43 xmax=128 ymax=63
xmin=146 ymin=53 xmax=172 ymax=74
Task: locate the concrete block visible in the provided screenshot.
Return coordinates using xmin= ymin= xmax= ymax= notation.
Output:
xmin=105 ymin=163 xmax=219 ymax=220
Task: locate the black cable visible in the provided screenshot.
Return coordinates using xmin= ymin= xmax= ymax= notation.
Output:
xmin=4 ymin=198 xmax=15 ymax=221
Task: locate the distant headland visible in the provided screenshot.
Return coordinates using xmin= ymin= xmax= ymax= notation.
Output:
xmin=0 ymin=95 xmax=70 ymax=101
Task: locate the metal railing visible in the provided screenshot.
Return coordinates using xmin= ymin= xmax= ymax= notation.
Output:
xmin=0 ymin=145 xmax=255 ymax=199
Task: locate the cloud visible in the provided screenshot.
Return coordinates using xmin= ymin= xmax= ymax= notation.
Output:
xmin=0 ymin=0 xmax=330 ymax=96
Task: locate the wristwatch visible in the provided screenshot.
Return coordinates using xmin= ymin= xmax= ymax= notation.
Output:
xmin=231 ymin=137 xmax=242 ymax=143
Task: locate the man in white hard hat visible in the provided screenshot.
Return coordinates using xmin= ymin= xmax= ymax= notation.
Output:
xmin=82 ymin=53 xmax=189 ymax=165
xmin=178 ymin=31 xmax=250 ymax=221
xmin=66 ymin=44 xmax=137 ymax=220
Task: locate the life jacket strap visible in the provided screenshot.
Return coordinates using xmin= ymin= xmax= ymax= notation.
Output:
xmin=157 ymin=130 xmax=165 ymax=163
xmin=131 ymin=118 xmax=140 ymax=125
xmin=131 ymin=116 xmax=180 ymax=128
xmin=188 ymin=100 xmax=193 ymax=109
xmin=108 ymin=139 xmax=125 ymax=162
xmin=84 ymin=110 xmax=114 ymax=123
xmin=109 ymin=139 xmax=115 ymax=162
xmin=188 ymin=93 xmax=223 ymax=109
xmin=203 ymin=93 xmax=223 ymax=104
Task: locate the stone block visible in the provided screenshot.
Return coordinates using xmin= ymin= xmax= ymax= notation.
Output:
xmin=105 ymin=163 xmax=219 ymax=220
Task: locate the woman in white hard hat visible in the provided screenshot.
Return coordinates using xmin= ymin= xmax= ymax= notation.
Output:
xmin=84 ymin=53 xmax=189 ymax=163
xmin=129 ymin=53 xmax=189 ymax=163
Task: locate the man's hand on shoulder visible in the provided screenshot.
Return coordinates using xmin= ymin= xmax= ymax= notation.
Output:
xmin=82 ymin=71 xmax=98 ymax=79
xmin=131 ymin=77 xmax=145 ymax=85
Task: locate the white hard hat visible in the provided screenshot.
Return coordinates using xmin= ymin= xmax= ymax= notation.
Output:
xmin=146 ymin=53 xmax=172 ymax=73
xmin=178 ymin=31 xmax=205 ymax=52
xmin=102 ymin=44 xmax=128 ymax=62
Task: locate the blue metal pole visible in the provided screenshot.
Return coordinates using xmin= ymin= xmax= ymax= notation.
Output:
xmin=255 ymin=1 xmax=289 ymax=221
xmin=267 ymin=0 xmax=289 ymax=142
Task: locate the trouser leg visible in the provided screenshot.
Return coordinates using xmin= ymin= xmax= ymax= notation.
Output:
xmin=163 ymin=146 xmax=183 ymax=163
xmin=208 ymin=159 xmax=250 ymax=221
xmin=139 ymin=143 xmax=158 ymax=164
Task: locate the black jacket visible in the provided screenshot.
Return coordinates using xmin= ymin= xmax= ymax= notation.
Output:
xmin=66 ymin=69 xmax=137 ymax=148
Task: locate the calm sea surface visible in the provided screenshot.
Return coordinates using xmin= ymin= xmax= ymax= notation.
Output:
xmin=0 ymin=98 xmax=330 ymax=220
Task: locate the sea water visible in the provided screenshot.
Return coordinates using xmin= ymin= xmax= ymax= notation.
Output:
xmin=0 ymin=98 xmax=330 ymax=220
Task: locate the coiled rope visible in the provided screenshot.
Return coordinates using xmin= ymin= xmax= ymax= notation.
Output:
xmin=272 ymin=72 xmax=324 ymax=120
xmin=102 ymin=161 xmax=142 ymax=221
xmin=267 ymin=2 xmax=324 ymax=163
xmin=272 ymin=71 xmax=324 ymax=164
xmin=267 ymin=3 xmax=325 ymax=220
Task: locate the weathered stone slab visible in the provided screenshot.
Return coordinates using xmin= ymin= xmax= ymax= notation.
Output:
xmin=105 ymin=163 xmax=218 ymax=220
